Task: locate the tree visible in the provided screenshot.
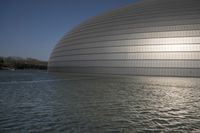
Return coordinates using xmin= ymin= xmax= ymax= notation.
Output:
xmin=0 ymin=57 xmax=4 ymax=68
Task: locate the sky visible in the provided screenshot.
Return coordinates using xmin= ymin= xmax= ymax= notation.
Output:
xmin=0 ymin=0 xmax=139 ymax=61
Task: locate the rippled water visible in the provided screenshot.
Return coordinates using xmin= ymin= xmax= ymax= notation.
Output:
xmin=0 ymin=70 xmax=200 ymax=133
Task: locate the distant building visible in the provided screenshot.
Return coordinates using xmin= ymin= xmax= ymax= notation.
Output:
xmin=48 ymin=0 xmax=200 ymax=77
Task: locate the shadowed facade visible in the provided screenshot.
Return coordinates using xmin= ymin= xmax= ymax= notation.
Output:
xmin=48 ymin=0 xmax=200 ymax=77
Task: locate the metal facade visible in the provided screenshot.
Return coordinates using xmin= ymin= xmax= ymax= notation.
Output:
xmin=48 ymin=0 xmax=200 ymax=77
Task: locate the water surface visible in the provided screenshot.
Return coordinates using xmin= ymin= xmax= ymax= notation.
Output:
xmin=0 ymin=70 xmax=200 ymax=133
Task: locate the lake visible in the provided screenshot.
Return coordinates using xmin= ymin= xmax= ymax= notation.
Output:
xmin=0 ymin=70 xmax=199 ymax=133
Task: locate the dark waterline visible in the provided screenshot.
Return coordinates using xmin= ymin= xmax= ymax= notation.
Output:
xmin=0 ymin=70 xmax=199 ymax=133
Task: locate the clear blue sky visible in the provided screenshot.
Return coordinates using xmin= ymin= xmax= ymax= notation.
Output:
xmin=0 ymin=0 xmax=139 ymax=61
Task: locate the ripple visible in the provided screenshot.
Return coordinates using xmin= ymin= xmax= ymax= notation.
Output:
xmin=0 ymin=71 xmax=200 ymax=132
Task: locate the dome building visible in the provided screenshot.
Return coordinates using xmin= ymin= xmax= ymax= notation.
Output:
xmin=48 ymin=0 xmax=200 ymax=77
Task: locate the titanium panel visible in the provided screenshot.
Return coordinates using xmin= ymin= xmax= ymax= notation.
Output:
xmin=48 ymin=0 xmax=200 ymax=77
